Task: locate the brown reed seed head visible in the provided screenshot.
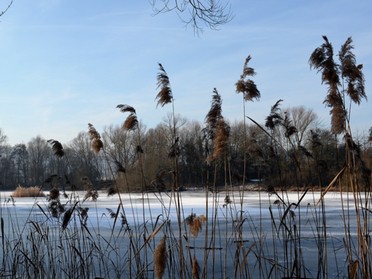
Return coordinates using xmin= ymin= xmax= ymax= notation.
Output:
xmin=47 ymin=139 xmax=65 ymax=157
xmin=235 ymin=55 xmax=261 ymax=101
xmin=211 ymin=118 xmax=230 ymax=160
xmin=205 ymin=88 xmax=222 ymax=129
xmin=185 ymin=213 xmax=206 ymax=237
xmin=88 ymin=123 xmax=103 ymax=153
xmin=49 ymin=187 xmax=60 ymax=200
xmin=123 ymin=112 xmax=138 ymax=131
xmin=116 ymin=104 xmax=136 ymax=114
xmin=156 ymin=63 xmax=173 ymax=107
xmin=339 ymin=37 xmax=366 ymax=105
xmin=154 ymin=236 xmax=167 ymax=279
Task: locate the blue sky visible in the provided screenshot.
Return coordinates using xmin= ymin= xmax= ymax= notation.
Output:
xmin=0 ymin=0 xmax=371 ymax=145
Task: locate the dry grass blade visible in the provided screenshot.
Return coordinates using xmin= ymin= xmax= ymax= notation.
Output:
xmin=316 ymin=166 xmax=346 ymax=205
xmin=154 ymin=235 xmax=167 ymax=279
xmin=192 ymin=255 xmax=201 ymax=279
xmin=47 ymin=139 xmax=64 ymax=157
xmin=156 ymin=63 xmax=173 ymax=107
xmin=62 ymin=202 xmax=78 ymax=230
xmin=246 ymin=115 xmax=285 ymax=151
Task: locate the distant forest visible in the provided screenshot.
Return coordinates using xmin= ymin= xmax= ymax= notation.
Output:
xmin=0 ymin=103 xmax=370 ymax=192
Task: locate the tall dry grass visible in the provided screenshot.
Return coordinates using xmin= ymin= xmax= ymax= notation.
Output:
xmin=0 ymin=37 xmax=370 ymax=278
xmin=11 ymin=186 xmax=45 ymax=197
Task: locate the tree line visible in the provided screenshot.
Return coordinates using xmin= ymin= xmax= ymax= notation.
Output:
xmin=0 ymin=104 xmax=370 ymax=192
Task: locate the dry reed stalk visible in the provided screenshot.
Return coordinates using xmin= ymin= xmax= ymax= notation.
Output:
xmin=154 ymin=236 xmax=167 ymax=279
xmin=348 ymin=260 xmax=359 ymax=279
xmin=192 ymin=255 xmax=201 ymax=279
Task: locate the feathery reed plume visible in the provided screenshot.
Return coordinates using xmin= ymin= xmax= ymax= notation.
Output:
xmin=156 ymin=63 xmax=173 ymax=107
xmin=339 ymin=37 xmax=366 ymax=104
xmin=123 ymin=112 xmax=138 ymax=131
xmin=48 ymin=199 xmax=65 ymax=218
xmin=309 ymin=36 xmax=340 ymax=96
xmin=116 ymin=104 xmax=136 ymax=114
xmin=154 ymin=235 xmax=167 ymax=279
xmin=78 ymin=207 xmax=89 ymax=225
xmin=236 ymin=55 xmax=261 ymax=101
xmin=82 ymin=176 xmax=98 ymax=201
xmin=192 ymin=255 xmax=201 ymax=279
xmin=282 ymin=111 xmax=297 ymax=138
xmin=205 ymin=88 xmax=222 ymax=131
xmin=117 ymin=104 xmax=138 ymax=131
xmin=107 ymin=185 xmax=117 ymax=196
xmin=47 ymin=139 xmax=64 ymax=157
xmin=185 ymin=213 xmax=207 ymax=237
xmin=48 ymin=187 xmax=60 ymax=201
xmin=210 ymin=118 xmax=230 ymax=161
xmin=265 ymin=99 xmax=283 ymax=129
xmin=309 ymin=36 xmax=346 ymax=134
xmin=106 ymin=208 xmax=117 ymax=218
xmin=88 ymin=123 xmax=103 ymax=153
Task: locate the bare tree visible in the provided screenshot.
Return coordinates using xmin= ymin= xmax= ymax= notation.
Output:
xmin=150 ymin=0 xmax=232 ymax=32
xmin=286 ymin=106 xmax=318 ymax=146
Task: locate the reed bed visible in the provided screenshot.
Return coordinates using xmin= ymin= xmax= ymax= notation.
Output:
xmin=0 ymin=36 xmax=370 ymax=278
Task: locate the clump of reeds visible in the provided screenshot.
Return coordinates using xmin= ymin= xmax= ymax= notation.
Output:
xmin=154 ymin=235 xmax=168 ymax=279
xmin=12 ymin=186 xmax=45 ymax=197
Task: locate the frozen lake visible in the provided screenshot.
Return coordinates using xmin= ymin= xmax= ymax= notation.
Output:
xmin=0 ymin=190 xmax=368 ymax=278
